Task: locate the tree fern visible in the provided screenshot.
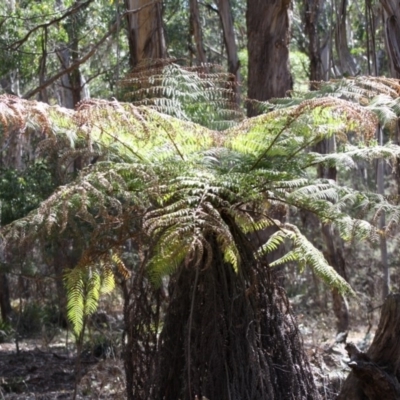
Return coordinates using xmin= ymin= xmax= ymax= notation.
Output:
xmin=119 ymin=59 xmax=242 ymax=130
xmin=3 ymin=80 xmax=400 ymax=335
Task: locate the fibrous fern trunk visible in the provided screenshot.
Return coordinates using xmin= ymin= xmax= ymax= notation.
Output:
xmin=338 ymin=294 xmax=400 ymax=400
xmin=0 ymin=272 xmax=12 ymax=322
xmin=154 ymin=222 xmax=320 ymax=400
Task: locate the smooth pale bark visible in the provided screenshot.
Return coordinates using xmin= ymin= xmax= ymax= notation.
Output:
xmin=246 ymin=0 xmax=292 ymax=116
xmin=217 ymin=0 xmax=240 ymax=85
xmin=56 ymin=48 xmax=75 ymax=109
xmin=338 ymin=294 xmax=400 ymax=400
xmin=189 ymin=0 xmax=207 ymax=65
xmin=380 ymin=0 xmax=400 ymax=78
xmin=0 ymin=0 xmax=20 ymax=96
xmin=335 ymin=0 xmax=358 ymax=76
xmin=124 ymin=0 xmax=166 ymax=68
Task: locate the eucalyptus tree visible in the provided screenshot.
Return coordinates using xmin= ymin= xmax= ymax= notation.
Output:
xmin=380 ymin=0 xmax=400 ymax=78
xmin=124 ymin=0 xmax=167 ymax=68
xmin=246 ymin=0 xmax=292 ymax=116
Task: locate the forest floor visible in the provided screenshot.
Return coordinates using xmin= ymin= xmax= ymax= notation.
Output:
xmin=0 ymin=293 xmax=380 ymax=400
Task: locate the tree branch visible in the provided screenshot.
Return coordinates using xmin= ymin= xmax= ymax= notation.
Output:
xmin=8 ymin=0 xmax=94 ymax=51
xmin=22 ymin=3 xmax=160 ymax=100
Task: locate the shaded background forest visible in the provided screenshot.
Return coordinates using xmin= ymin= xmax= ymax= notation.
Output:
xmin=2 ymin=0 xmax=400 ymax=399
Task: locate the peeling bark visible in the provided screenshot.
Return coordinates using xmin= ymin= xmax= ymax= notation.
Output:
xmin=125 ymin=0 xmax=166 ymax=68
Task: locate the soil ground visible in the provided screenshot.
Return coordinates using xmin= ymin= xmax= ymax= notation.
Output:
xmin=0 ymin=340 xmax=126 ymax=399
xmin=0 ymin=293 xmax=380 ymax=399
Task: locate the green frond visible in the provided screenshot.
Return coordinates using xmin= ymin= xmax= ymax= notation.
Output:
xmin=269 ymin=250 xmax=300 ymax=268
xmin=366 ymin=95 xmax=398 ymax=127
xmin=2 ymin=77 xmax=399 ymax=306
xmin=111 ymin=252 xmax=131 ymax=280
xmin=335 ymin=216 xmax=379 ymax=243
xmin=233 ymin=213 xmax=274 ymax=234
xmin=258 ymin=229 xmax=288 ymax=254
xmin=148 ymin=238 xmax=189 ymax=286
xmin=222 ymin=243 xmax=240 ymax=273
xmin=101 ymin=265 xmax=116 ymax=294
xmin=84 ymin=269 xmax=101 ymax=317
xmin=225 ymin=97 xmax=377 ymax=172
xmin=260 ymin=224 xmax=354 ymax=295
xmin=64 ymin=267 xmax=86 ymax=336
xmin=64 ymin=260 xmax=117 ymax=336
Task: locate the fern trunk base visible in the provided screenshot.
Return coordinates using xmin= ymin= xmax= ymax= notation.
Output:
xmin=154 ymin=234 xmax=320 ymax=400
xmin=338 ymin=293 xmax=400 ymax=400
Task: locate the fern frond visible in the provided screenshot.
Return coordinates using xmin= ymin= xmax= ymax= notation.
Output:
xmin=259 ymin=224 xmax=353 ymax=294
xmin=119 ymin=59 xmax=242 ymax=130
xmin=64 ymin=267 xmax=86 ymax=335
xmin=84 ymin=268 xmax=101 ymax=317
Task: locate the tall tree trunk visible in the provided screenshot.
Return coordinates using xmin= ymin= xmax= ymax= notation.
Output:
xmin=317 ymin=138 xmax=350 ymax=333
xmin=56 ymin=48 xmax=76 ymax=109
xmin=304 ymin=0 xmax=350 ymax=332
xmin=322 ymin=223 xmax=350 ymax=332
xmin=0 ymin=0 xmax=20 ymax=96
xmin=55 ymin=0 xmax=85 ymax=109
xmin=304 ymin=0 xmax=331 ymax=82
xmin=38 ymin=27 xmax=49 ymax=103
xmin=335 ymin=0 xmax=358 ymax=76
xmin=246 ymin=0 xmax=292 ymax=117
xmin=380 ymin=0 xmax=400 ymax=78
xmin=217 ymin=0 xmax=240 ymax=93
xmin=338 ymin=294 xmax=400 ymax=400
xmin=189 ymin=0 xmax=207 ymax=65
xmin=124 ymin=0 xmax=167 ymax=69
xmin=377 ymin=126 xmax=389 ymax=299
